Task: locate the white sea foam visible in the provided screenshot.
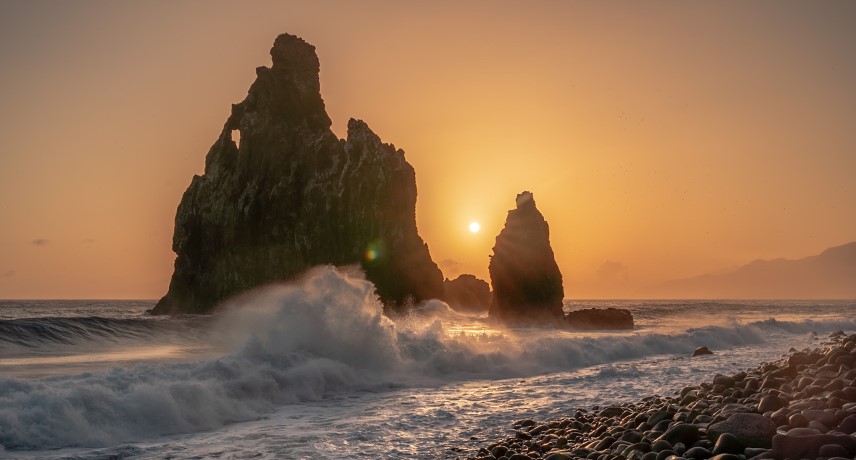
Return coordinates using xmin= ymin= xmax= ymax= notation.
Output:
xmin=1 ymin=267 xmax=854 ymax=451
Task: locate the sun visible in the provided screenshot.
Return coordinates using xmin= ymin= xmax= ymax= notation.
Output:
xmin=468 ymin=221 xmax=481 ymax=233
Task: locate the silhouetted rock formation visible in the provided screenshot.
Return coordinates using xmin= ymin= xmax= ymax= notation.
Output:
xmin=444 ymin=274 xmax=491 ymax=310
xmin=152 ymin=33 xmax=444 ymax=314
xmin=488 ymin=192 xmax=564 ymax=324
xmin=564 ymin=307 xmax=634 ymax=330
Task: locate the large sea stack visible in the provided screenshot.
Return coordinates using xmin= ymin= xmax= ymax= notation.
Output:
xmin=152 ymin=34 xmax=444 ymax=314
xmin=488 ymin=191 xmax=565 ymax=324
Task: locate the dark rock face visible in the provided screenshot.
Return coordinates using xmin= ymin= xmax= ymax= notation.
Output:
xmin=488 ymin=192 xmax=564 ymax=324
xmin=693 ymin=346 xmax=714 ymax=357
xmin=152 ymin=33 xmax=444 ymax=314
xmin=564 ymin=307 xmax=634 ymax=330
xmin=443 ymin=274 xmax=491 ymax=310
xmin=708 ymin=413 xmax=776 ymax=449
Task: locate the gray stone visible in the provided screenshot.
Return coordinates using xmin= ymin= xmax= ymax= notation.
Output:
xmin=711 ymin=432 xmax=742 ymax=455
xmin=599 ymin=406 xmax=625 ymax=418
xmin=709 ymin=455 xmax=741 ymax=460
xmin=718 ymin=403 xmax=751 ymax=415
xmin=708 ymin=413 xmax=776 ymax=449
xmin=713 ymin=374 xmax=736 ymax=388
xmin=683 ymin=446 xmax=712 ymax=459
xmin=655 ymin=423 xmax=700 ymax=446
xmin=491 ymin=445 xmax=509 ymax=458
xmin=743 ymin=447 xmax=771 ymax=458
xmin=808 ymin=419 xmax=829 ymax=432
xmin=757 ymin=394 xmax=785 ymax=413
xmin=651 ymin=439 xmax=672 ymax=452
xmin=621 ymin=430 xmax=643 ymax=443
xmin=648 ymin=410 xmax=675 ymax=426
xmin=786 ymin=427 xmax=821 ymax=436
xmin=788 ymin=413 xmax=808 ymax=428
xmin=819 ymin=443 xmax=850 ymax=458
xmin=693 ymin=346 xmax=714 ymax=357
xmin=654 ymin=450 xmax=675 ymax=460
xmin=544 ymin=453 xmax=574 ymax=460
xmin=802 ymin=409 xmax=836 ymax=428
xmin=772 ymin=432 xmax=856 ymax=459
xmin=838 ymin=413 xmax=856 ymax=433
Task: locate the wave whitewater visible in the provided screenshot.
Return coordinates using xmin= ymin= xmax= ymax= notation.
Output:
xmin=1 ymin=267 xmax=854 ymax=450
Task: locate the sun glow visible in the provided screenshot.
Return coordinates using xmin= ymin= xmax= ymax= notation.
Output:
xmin=468 ymin=222 xmax=481 ymax=233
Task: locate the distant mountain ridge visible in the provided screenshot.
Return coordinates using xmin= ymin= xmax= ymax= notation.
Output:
xmin=642 ymin=242 xmax=856 ymax=299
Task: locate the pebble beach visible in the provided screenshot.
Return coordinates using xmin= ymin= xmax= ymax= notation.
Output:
xmin=469 ymin=332 xmax=856 ymax=460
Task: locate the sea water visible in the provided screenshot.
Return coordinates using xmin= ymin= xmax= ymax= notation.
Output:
xmin=0 ymin=267 xmax=853 ymax=459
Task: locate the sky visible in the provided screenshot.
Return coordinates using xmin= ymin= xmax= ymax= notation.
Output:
xmin=0 ymin=1 xmax=854 ymax=299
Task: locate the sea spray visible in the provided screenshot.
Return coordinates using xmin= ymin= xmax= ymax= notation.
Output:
xmin=214 ymin=266 xmax=401 ymax=371
xmin=0 ymin=267 xmax=392 ymax=449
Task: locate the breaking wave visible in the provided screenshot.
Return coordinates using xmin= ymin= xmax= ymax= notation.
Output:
xmin=0 ymin=266 xmax=853 ymax=449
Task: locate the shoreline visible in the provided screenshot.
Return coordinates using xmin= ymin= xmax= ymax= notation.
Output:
xmin=466 ymin=332 xmax=856 ymax=460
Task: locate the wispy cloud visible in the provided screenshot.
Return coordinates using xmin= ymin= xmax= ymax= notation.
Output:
xmin=83 ymin=238 xmax=96 ymax=244
xmin=32 ymin=238 xmax=49 ymax=246
xmin=2 ymin=270 xmax=14 ymax=278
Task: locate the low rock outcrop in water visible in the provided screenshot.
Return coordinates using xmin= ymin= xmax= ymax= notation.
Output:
xmin=565 ymin=307 xmax=634 ymax=330
xmin=444 ymin=274 xmax=492 ymax=310
xmin=693 ymin=346 xmax=715 ymax=357
xmin=488 ymin=192 xmax=565 ymax=324
xmin=152 ymin=34 xmax=444 ymax=314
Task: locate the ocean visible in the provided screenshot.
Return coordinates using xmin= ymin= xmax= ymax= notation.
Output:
xmin=0 ymin=267 xmax=853 ymax=459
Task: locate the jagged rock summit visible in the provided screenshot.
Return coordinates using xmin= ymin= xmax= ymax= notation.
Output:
xmin=152 ymin=33 xmax=444 ymax=314
xmin=488 ymin=191 xmax=565 ymax=324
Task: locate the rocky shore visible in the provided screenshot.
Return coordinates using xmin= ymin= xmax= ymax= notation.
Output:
xmin=467 ymin=331 xmax=856 ymax=460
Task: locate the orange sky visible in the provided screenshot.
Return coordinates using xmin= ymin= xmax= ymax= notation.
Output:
xmin=0 ymin=1 xmax=854 ymax=299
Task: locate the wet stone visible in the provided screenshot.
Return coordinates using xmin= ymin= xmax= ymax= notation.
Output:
xmin=709 ymin=454 xmax=741 ymax=460
xmin=683 ymin=446 xmax=711 ymax=459
xmin=693 ymin=346 xmax=714 ymax=357
xmin=818 ymin=443 xmax=850 ymax=458
xmin=788 ymin=413 xmax=808 ymax=428
xmin=651 ymin=439 xmax=672 ymax=452
xmin=656 ymin=424 xmax=700 ymax=447
xmin=757 ymin=394 xmax=785 ymax=412
xmin=711 ymin=432 xmax=742 ymax=455
xmin=508 ymin=454 xmax=532 ymax=460
xmin=802 ymin=409 xmax=836 ymax=427
xmin=713 ymin=374 xmax=736 ymax=388
xmin=708 ymin=413 xmax=776 ymax=449
xmin=838 ymin=413 xmax=856 ymax=433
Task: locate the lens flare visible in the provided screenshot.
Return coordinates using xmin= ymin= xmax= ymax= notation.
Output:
xmin=364 ymin=241 xmax=384 ymax=263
